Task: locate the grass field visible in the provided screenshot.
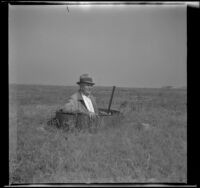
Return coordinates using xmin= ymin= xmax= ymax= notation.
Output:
xmin=9 ymin=84 xmax=187 ymax=184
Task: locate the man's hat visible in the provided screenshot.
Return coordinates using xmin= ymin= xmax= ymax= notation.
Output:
xmin=77 ymin=74 xmax=95 ymax=85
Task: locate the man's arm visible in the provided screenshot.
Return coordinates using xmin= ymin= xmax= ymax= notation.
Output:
xmin=90 ymin=95 xmax=99 ymax=115
xmin=63 ymin=97 xmax=77 ymax=112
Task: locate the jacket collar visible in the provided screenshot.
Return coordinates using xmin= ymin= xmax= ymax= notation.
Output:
xmin=77 ymin=90 xmax=84 ymax=101
xmin=77 ymin=90 xmax=92 ymax=101
xmin=77 ymin=90 xmax=98 ymax=114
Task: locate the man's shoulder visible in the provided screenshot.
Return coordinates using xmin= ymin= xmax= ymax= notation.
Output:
xmin=90 ymin=94 xmax=96 ymax=99
xmin=89 ymin=94 xmax=97 ymax=102
xmin=70 ymin=92 xmax=82 ymax=100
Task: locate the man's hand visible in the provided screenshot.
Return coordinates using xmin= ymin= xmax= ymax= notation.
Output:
xmin=88 ymin=112 xmax=98 ymax=120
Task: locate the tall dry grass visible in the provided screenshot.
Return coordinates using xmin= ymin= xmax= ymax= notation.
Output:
xmin=9 ymin=84 xmax=187 ymax=183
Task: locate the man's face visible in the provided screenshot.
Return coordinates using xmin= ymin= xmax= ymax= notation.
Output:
xmin=80 ymin=83 xmax=93 ymax=96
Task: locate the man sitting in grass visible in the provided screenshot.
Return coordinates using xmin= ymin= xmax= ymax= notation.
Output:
xmin=63 ymin=74 xmax=99 ymax=119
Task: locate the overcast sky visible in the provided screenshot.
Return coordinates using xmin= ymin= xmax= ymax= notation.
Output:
xmin=9 ymin=4 xmax=186 ymax=88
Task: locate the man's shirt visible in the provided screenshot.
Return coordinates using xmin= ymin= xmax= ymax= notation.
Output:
xmin=81 ymin=94 xmax=95 ymax=113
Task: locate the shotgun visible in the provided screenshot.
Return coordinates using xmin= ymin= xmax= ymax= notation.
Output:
xmin=107 ymin=86 xmax=116 ymax=114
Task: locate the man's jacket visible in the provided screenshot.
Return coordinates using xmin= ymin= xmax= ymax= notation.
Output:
xmin=63 ymin=91 xmax=99 ymax=114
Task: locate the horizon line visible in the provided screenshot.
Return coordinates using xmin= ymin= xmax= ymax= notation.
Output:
xmin=9 ymin=82 xmax=187 ymax=89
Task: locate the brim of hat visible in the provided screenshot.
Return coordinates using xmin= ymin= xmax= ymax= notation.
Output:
xmin=77 ymin=81 xmax=95 ymax=85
